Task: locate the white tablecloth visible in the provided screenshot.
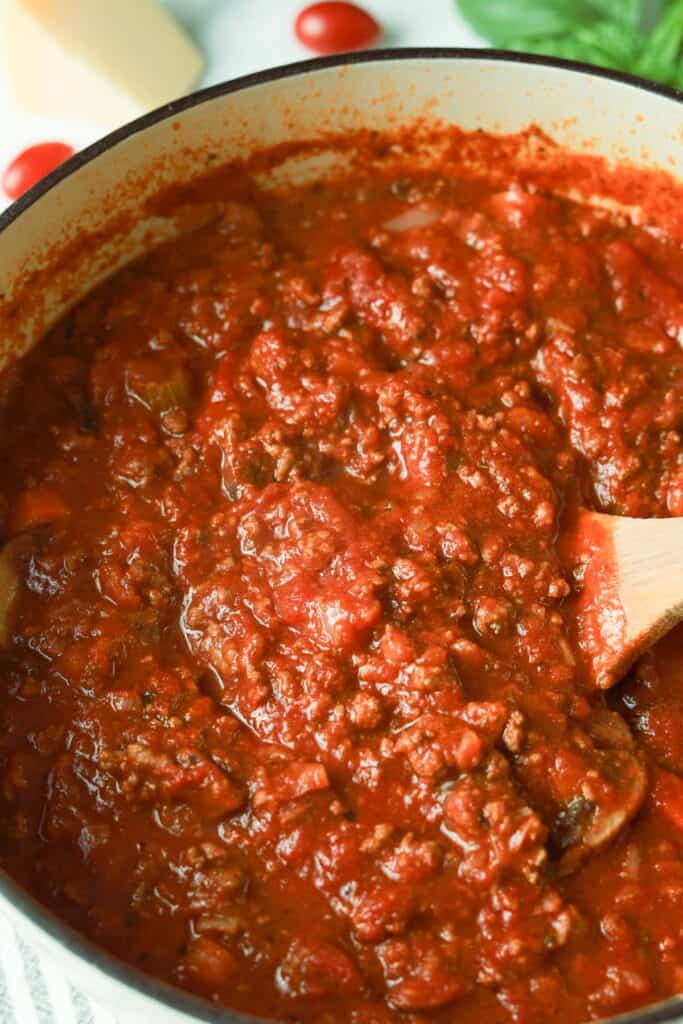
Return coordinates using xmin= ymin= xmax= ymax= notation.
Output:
xmin=0 ymin=914 xmax=116 ymax=1024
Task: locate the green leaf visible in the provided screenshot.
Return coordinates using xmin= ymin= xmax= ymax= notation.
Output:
xmin=635 ymin=0 xmax=683 ymax=81
xmin=505 ymin=33 xmax=625 ymax=71
xmin=575 ymin=19 xmax=644 ymax=65
xmin=456 ymin=0 xmax=598 ymax=45
xmin=589 ymin=0 xmax=642 ymax=28
xmin=455 ymin=0 xmax=683 ymax=89
xmin=506 ymin=21 xmax=644 ymax=72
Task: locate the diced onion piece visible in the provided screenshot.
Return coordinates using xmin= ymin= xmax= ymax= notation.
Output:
xmin=0 ymin=544 xmax=19 ymax=645
xmin=382 ymin=208 xmax=441 ymax=233
xmin=126 ymin=363 xmax=192 ymax=413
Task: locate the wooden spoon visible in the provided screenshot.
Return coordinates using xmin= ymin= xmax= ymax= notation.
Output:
xmin=565 ymin=510 xmax=683 ymax=690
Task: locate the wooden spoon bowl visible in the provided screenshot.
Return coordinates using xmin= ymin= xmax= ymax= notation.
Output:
xmin=565 ymin=510 xmax=683 ymax=690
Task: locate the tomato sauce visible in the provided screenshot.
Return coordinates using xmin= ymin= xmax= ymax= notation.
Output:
xmin=0 ymin=139 xmax=682 ymax=1024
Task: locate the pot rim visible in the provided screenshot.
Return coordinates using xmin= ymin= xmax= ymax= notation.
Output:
xmin=2 ymin=45 xmax=683 ymax=237
xmin=1 ymin=46 xmax=682 ymax=1024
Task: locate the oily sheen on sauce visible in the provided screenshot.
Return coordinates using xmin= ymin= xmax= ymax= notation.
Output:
xmin=0 ymin=135 xmax=682 ymax=1024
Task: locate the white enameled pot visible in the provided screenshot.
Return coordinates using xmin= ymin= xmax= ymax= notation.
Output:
xmin=0 ymin=49 xmax=682 ymax=1024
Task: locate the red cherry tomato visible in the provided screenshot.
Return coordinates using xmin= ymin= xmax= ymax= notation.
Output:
xmin=2 ymin=142 xmax=75 ymax=201
xmin=295 ymin=2 xmax=381 ymax=55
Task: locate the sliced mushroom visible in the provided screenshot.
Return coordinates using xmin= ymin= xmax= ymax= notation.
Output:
xmin=551 ymin=746 xmax=646 ymax=874
xmin=511 ymin=709 xmax=646 ymax=875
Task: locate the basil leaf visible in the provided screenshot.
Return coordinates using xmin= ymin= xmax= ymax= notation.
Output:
xmin=456 ymin=0 xmax=598 ymax=45
xmin=506 ymin=21 xmax=644 ymax=72
xmin=589 ymin=0 xmax=642 ymax=28
xmin=456 ymin=0 xmax=683 ymax=88
xmin=575 ymin=20 xmax=643 ymax=66
xmin=506 ymin=32 xmax=631 ymax=71
xmin=635 ymin=0 xmax=683 ymax=82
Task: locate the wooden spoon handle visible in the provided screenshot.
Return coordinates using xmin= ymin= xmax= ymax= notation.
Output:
xmin=574 ymin=512 xmax=683 ymax=689
xmin=611 ymin=513 xmax=683 ymax=649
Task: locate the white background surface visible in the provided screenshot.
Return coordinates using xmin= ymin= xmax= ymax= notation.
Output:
xmin=0 ymin=0 xmax=483 ymax=210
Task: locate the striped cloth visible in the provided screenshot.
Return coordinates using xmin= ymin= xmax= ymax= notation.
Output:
xmin=0 ymin=913 xmax=118 ymax=1024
